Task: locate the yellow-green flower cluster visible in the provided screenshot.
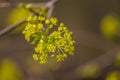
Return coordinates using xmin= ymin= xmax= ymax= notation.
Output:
xmin=23 ymin=15 xmax=75 ymax=64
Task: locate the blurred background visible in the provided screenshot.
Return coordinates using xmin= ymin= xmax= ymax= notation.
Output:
xmin=0 ymin=0 xmax=120 ymax=80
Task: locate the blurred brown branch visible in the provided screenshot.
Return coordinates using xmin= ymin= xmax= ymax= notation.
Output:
xmin=0 ymin=2 xmax=46 ymax=8
xmin=0 ymin=19 xmax=26 ymax=36
xmin=0 ymin=0 xmax=58 ymax=8
xmin=58 ymin=46 xmax=120 ymax=80
xmin=0 ymin=0 xmax=58 ymax=37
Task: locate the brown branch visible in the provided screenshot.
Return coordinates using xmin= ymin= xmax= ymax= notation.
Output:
xmin=0 ymin=0 xmax=58 ymax=8
xmin=0 ymin=9 xmax=40 ymax=36
xmin=58 ymin=46 xmax=120 ymax=80
xmin=0 ymin=19 xmax=26 ymax=36
xmin=46 ymin=0 xmax=58 ymax=18
xmin=0 ymin=2 xmax=46 ymax=8
xmin=0 ymin=0 xmax=59 ymax=37
xmin=47 ymin=5 xmax=55 ymax=18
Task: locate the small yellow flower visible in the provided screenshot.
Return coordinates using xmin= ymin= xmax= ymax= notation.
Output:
xmin=26 ymin=15 xmax=32 ymax=21
xmin=35 ymin=45 xmax=42 ymax=53
xmin=50 ymin=17 xmax=58 ymax=25
xmin=38 ymin=23 xmax=43 ymax=29
xmin=33 ymin=54 xmax=38 ymax=61
xmin=38 ymin=16 xmax=45 ymax=21
xmin=45 ymin=19 xmax=50 ymax=24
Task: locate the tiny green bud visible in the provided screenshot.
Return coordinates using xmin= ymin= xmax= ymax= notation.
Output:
xmin=51 ymin=54 xmax=55 ymax=58
xmin=38 ymin=23 xmax=43 ymax=29
xmin=49 ymin=24 xmax=53 ymax=28
xmin=33 ymin=54 xmax=38 ymax=61
xmin=60 ymin=23 xmax=64 ymax=27
xmin=32 ymin=16 xmax=37 ymax=21
xmin=33 ymin=24 xmax=36 ymax=28
xmin=26 ymin=15 xmax=32 ymax=21
xmin=58 ymin=27 xmax=62 ymax=31
xmin=45 ymin=19 xmax=50 ymax=24
xmin=50 ymin=17 xmax=58 ymax=25
xmin=63 ymin=54 xmax=68 ymax=58
xmin=38 ymin=16 xmax=45 ymax=21
xmin=63 ymin=27 xmax=67 ymax=30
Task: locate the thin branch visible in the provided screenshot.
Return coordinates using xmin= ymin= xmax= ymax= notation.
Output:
xmin=47 ymin=5 xmax=55 ymax=18
xmin=0 ymin=9 xmax=40 ymax=36
xmin=0 ymin=2 xmax=46 ymax=8
xmin=47 ymin=0 xmax=58 ymax=18
xmin=59 ymin=46 xmax=120 ymax=80
xmin=0 ymin=0 xmax=59 ymax=37
xmin=0 ymin=19 xmax=26 ymax=36
xmin=0 ymin=0 xmax=58 ymax=8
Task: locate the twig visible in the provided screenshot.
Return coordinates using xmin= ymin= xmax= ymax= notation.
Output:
xmin=0 ymin=2 xmax=46 ymax=8
xmin=0 ymin=19 xmax=26 ymax=36
xmin=58 ymin=46 xmax=120 ymax=80
xmin=47 ymin=5 xmax=55 ymax=18
xmin=0 ymin=9 xmax=39 ymax=36
xmin=0 ymin=0 xmax=58 ymax=8
xmin=0 ymin=0 xmax=59 ymax=37
xmin=46 ymin=0 xmax=58 ymax=18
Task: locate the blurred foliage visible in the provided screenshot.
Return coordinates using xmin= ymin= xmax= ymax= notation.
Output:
xmin=7 ymin=7 xmax=31 ymax=32
xmin=0 ymin=59 xmax=22 ymax=80
xmin=105 ymin=71 xmax=120 ymax=80
xmin=76 ymin=63 xmax=100 ymax=79
xmin=114 ymin=51 xmax=120 ymax=67
xmin=100 ymin=13 xmax=120 ymax=39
